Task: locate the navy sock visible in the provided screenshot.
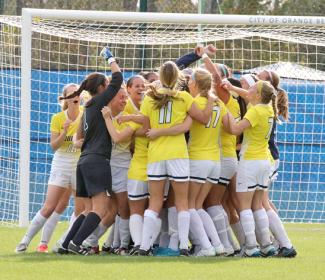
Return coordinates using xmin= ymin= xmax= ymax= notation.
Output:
xmin=73 ymin=212 xmax=101 ymax=246
xmin=62 ymin=214 xmax=85 ymax=249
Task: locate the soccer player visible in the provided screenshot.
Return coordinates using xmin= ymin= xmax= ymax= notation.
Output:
xmin=187 ymin=66 xmax=228 ymax=257
xmin=138 ymin=61 xmax=215 ymax=256
xmin=202 ymin=55 xmax=242 ymax=254
xmin=227 ymin=80 xmax=278 ymax=257
xmin=57 ymin=47 xmax=123 ymax=255
xmin=15 ymin=83 xmax=82 ymax=253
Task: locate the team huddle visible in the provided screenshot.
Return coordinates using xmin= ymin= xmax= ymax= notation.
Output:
xmin=15 ymin=45 xmax=297 ymax=258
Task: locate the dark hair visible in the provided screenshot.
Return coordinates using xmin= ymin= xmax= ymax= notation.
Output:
xmin=126 ymin=75 xmax=145 ymax=89
xmin=59 ymin=72 xmax=107 ymax=101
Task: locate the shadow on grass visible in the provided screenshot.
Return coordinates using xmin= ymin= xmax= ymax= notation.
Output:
xmin=1 ymin=252 xmax=243 ymax=264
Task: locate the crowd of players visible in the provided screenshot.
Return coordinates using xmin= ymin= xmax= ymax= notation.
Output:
xmin=15 ymin=45 xmax=297 ymax=258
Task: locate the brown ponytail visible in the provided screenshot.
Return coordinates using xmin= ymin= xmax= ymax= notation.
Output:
xmin=59 ymin=73 xmax=107 ymax=101
xmin=276 ymin=88 xmax=289 ymax=121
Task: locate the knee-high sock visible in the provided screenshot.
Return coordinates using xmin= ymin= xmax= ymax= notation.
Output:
xmin=168 ymin=207 xmax=179 ymax=250
xmin=58 ymin=212 xmax=76 ymax=245
xmin=151 ymin=217 xmax=162 ymax=246
xmin=178 ymin=211 xmax=190 ymax=250
xmin=119 ymin=218 xmax=131 ymax=249
xmin=130 ymin=214 xmax=143 ymax=247
xmin=230 ymin=221 xmax=245 ymax=248
xmin=104 ymin=224 xmax=115 ymax=247
xmin=267 ymin=209 xmax=292 ymax=248
xmin=40 ymin=211 xmax=61 ymax=245
xmin=189 ymin=209 xmax=211 ymax=250
xmin=197 ymin=209 xmax=221 ymax=247
xmin=140 ymin=209 xmax=158 ymax=251
xmin=159 ymin=208 xmax=170 ymax=248
xmin=21 ymin=211 xmax=47 ymax=245
xmin=83 ymin=223 xmax=108 ymax=247
xmin=240 ymin=209 xmax=257 ymax=248
xmin=223 ymin=209 xmax=240 ymax=251
xmin=72 ymin=212 xmax=101 ymax=246
xmin=206 ymin=206 xmax=232 ymax=249
xmin=112 ymin=216 xmax=120 ymax=248
xmin=62 ymin=214 xmax=85 ymax=249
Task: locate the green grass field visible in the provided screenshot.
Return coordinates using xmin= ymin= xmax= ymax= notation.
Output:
xmin=1 ymin=223 xmax=324 ymax=280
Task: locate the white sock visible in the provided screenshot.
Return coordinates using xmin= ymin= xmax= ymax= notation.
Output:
xmin=206 ymin=206 xmax=232 ymax=249
xmin=159 ymin=208 xmax=169 ymax=248
xmin=231 ymin=221 xmax=246 ymax=247
xmin=119 ymin=218 xmax=131 ymax=249
xmin=253 ymin=208 xmax=271 ymax=248
xmin=240 ymin=209 xmax=257 ymax=248
xmin=151 ymin=217 xmax=162 ymax=246
xmin=112 ymin=216 xmax=121 ymax=248
xmin=189 ymin=209 xmax=211 ymax=250
xmin=178 ymin=211 xmax=190 ymax=250
xmin=197 ymin=208 xmax=221 ymax=247
xmin=168 ymin=207 xmax=179 ymax=250
xmin=267 ymin=209 xmax=292 ymax=248
xmin=84 ymin=223 xmax=108 ymax=247
xmin=21 ymin=211 xmax=47 ymax=245
xmin=104 ymin=224 xmax=115 ymax=247
xmin=130 ymin=214 xmax=143 ymax=247
xmin=140 ymin=209 xmax=158 ymax=251
xmin=40 ymin=211 xmax=60 ymax=245
xmin=58 ymin=212 xmax=76 ymax=245
xmin=223 ymin=209 xmax=240 ymax=251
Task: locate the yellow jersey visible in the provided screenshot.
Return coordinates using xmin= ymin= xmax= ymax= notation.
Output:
xmin=124 ymin=97 xmax=150 ymax=181
xmin=50 ymin=109 xmax=82 ymax=154
xmin=220 ymin=96 xmax=240 ymax=158
xmin=111 ymin=112 xmax=138 ymax=168
xmin=241 ymin=104 xmax=274 ymax=160
xmin=140 ymin=91 xmax=194 ymax=163
xmin=124 ymin=97 xmax=139 ymax=115
xmin=189 ymin=96 xmax=227 ymax=161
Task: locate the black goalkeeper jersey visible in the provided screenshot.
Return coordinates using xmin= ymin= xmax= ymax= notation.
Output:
xmin=80 ymin=72 xmax=123 ymax=159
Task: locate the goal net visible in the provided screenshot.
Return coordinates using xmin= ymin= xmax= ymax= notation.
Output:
xmin=0 ymin=10 xmax=324 ymax=226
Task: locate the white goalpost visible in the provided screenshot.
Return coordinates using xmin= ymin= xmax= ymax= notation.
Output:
xmin=0 ymin=9 xmax=324 ymax=226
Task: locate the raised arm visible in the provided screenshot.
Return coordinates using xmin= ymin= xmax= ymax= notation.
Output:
xmin=221 ymin=79 xmax=250 ymax=101
xmin=97 ymin=47 xmax=124 ymax=106
xmin=200 ymin=48 xmax=231 ymax=104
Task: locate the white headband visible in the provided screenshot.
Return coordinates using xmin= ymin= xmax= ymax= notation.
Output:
xmin=242 ymin=74 xmax=255 ymax=87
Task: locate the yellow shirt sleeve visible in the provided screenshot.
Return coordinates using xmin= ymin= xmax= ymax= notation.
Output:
xmin=140 ymin=95 xmax=150 ymax=117
xmin=244 ymin=107 xmax=258 ymax=128
xmin=50 ymin=114 xmax=60 ymax=133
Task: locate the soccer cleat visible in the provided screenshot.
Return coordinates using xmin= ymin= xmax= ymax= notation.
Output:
xmin=243 ymin=247 xmax=262 ymax=258
xmin=67 ymin=241 xmax=90 ymax=255
xmin=87 ymin=246 xmax=100 ymax=255
xmin=37 ymin=244 xmax=48 ymax=253
xmin=224 ymin=246 xmax=235 ymax=257
xmin=179 ymin=248 xmax=190 ymax=257
xmin=101 ymin=244 xmax=115 ymax=255
xmin=129 ymin=245 xmax=140 ymax=256
xmin=214 ymin=244 xmax=225 ymax=256
xmin=56 ymin=245 xmax=69 ymax=255
xmin=154 ymin=248 xmax=180 ymax=257
xmin=277 ymin=247 xmax=297 ymax=258
xmin=261 ymin=244 xmax=277 ymax=257
xmin=116 ymin=247 xmax=129 ymax=256
xmin=195 ymin=246 xmax=216 ymax=257
xmin=138 ymin=248 xmax=153 ymax=256
xmin=15 ymin=243 xmax=27 ymax=253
